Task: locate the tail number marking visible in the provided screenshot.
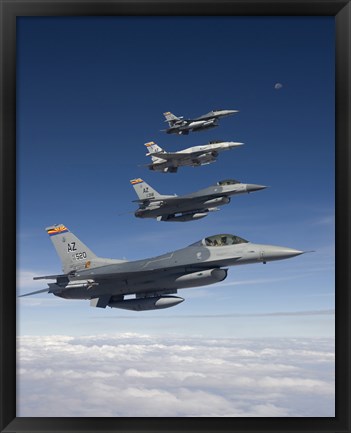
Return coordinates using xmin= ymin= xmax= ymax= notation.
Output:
xmin=74 ymin=252 xmax=87 ymax=260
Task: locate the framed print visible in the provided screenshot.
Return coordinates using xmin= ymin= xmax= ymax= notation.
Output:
xmin=1 ymin=1 xmax=350 ymax=432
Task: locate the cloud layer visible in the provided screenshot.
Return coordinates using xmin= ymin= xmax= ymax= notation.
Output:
xmin=17 ymin=334 xmax=334 ymax=417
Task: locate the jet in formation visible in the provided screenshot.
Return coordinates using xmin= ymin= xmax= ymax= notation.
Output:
xmin=145 ymin=140 xmax=243 ymax=173
xmin=130 ymin=178 xmax=267 ymax=222
xmin=20 ymin=224 xmax=306 ymax=311
xmin=163 ymin=109 xmax=238 ymax=135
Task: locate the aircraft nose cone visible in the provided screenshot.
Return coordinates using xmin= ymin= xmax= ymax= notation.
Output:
xmin=223 ymin=109 xmax=239 ymax=116
xmin=275 ymin=248 xmax=304 ymax=258
xmin=246 ymin=184 xmax=268 ymax=193
xmin=228 ymin=142 xmax=244 ymax=148
xmin=263 ymin=246 xmax=305 ymax=261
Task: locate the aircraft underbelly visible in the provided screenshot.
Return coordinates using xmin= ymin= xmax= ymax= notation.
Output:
xmin=92 ymin=267 xmax=227 ymax=297
xmin=158 ymin=157 xmax=194 ymax=167
xmin=147 ymin=199 xmax=210 ymax=217
xmin=169 ymin=200 xmax=205 ymax=213
xmin=55 ymin=287 xmax=91 ymax=300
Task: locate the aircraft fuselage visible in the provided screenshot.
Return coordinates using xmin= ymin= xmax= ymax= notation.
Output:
xmin=135 ymin=183 xmax=264 ymax=220
xmin=53 ymin=241 xmax=303 ymax=300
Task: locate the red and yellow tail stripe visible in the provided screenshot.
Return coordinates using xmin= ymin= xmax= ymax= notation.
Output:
xmin=130 ymin=178 xmax=143 ymax=185
xmin=47 ymin=225 xmax=69 ymax=237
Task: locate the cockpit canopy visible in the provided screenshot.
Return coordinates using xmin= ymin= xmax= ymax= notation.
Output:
xmin=204 ymin=234 xmax=248 ymax=246
xmin=217 ymin=179 xmax=241 ymax=186
xmin=190 ymin=234 xmax=249 ymax=247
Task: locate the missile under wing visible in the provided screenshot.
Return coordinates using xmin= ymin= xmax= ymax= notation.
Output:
xmin=21 ymin=224 xmax=306 ymax=312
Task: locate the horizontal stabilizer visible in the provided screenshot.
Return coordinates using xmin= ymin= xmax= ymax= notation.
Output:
xmin=33 ymin=273 xmax=68 ymax=280
xmin=19 ymin=288 xmax=50 ymax=297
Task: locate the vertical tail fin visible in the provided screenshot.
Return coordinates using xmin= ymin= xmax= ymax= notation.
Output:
xmin=46 ymin=224 xmax=97 ymax=274
xmin=145 ymin=141 xmax=164 ymax=155
xmin=145 ymin=142 xmax=165 ymax=162
xmin=130 ymin=178 xmax=163 ymax=201
xmin=163 ymin=111 xmax=181 ymax=127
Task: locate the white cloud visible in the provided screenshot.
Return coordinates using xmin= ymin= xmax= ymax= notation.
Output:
xmin=17 ymin=334 xmax=335 ymax=417
xmin=17 ymin=270 xmax=46 ymax=290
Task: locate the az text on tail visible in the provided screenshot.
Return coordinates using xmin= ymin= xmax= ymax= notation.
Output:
xmin=45 ymin=225 xmax=126 ymax=275
xmin=130 ymin=178 xmax=163 ymax=201
xmin=19 ymin=224 xmax=127 ymax=298
xmin=46 ymin=224 xmax=99 ymax=274
xmin=130 ymin=178 xmax=171 ymax=201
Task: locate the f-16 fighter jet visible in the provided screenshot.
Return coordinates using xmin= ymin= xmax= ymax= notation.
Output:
xmin=20 ymin=224 xmax=306 ymax=311
xmin=130 ymin=178 xmax=267 ymax=222
xmin=145 ymin=140 xmax=243 ymax=173
xmin=163 ymin=109 xmax=238 ymax=135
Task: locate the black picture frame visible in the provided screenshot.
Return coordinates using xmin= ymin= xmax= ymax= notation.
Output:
xmin=1 ymin=1 xmax=349 ymax=432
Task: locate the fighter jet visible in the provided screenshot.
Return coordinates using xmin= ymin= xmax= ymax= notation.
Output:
xmin=20 ymin=224 xmax=306 ymax=311
xmin=145 ymin=140 xmax=243 ymax=173
xmin=163 ymin=109 xmax=238 ymax=135
xmin=130 ymin=178 xmax=267 ymax=222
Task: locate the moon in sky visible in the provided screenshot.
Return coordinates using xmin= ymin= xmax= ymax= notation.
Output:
xmin=274 ymin=83 xmax=283 ymax=90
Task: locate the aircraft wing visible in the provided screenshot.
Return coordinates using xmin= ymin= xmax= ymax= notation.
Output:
xmin=75 ymin=261 xmax=241 ymax=282
xmin=152 ymin=150 xmax=212 ymax=161
xmin=30 ymin=263 xmax=228 ymax=286
xmin=133 ymin=196 xmax=193 ymax=205
xmin=155 ymin=196 xmax=195 ymax=205
xmin=193 ymin=113 xmax=214 ymax=121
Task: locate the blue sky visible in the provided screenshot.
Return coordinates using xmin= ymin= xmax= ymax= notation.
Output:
xmin=16 ymin=16 xmax=335 ymax=338
xmin=16 ymin=16 xmax=335 ymax=417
